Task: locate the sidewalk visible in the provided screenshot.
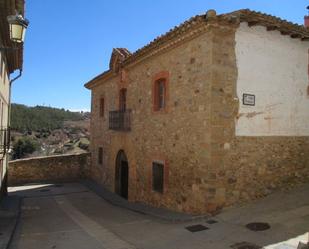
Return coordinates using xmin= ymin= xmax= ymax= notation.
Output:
xmin=0 ymin=196 xmax=21 ymax=249
xmin=82 ymin=179 xmax=208 ymax=222
xmin=7 ymin=182 xmax=309 ymax=249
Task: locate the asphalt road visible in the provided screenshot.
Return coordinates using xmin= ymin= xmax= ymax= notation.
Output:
xmin=7 ymin=183 xmax=309 ymax=249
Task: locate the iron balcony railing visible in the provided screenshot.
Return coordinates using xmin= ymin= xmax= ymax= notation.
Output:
xmin=0 ymin=127 xmax=10 ymax=155
xmin=109 ymin=110 xmax=131 ymax=131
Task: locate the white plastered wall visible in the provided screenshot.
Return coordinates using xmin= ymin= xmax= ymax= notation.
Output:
xmin=235 ymin=22 xmax=309 ymax=136
xmin=0 ymin=51 xmax=10 ymax=189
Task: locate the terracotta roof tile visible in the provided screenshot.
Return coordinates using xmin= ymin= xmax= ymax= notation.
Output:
xmin=125 ymin=9 xmax=309 ymax=65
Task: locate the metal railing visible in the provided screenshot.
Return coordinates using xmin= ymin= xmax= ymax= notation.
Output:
xmin=109 ymin=110 xmax=131 ymax=131
xmin=0 ymin=127 xmax=10 ymax=155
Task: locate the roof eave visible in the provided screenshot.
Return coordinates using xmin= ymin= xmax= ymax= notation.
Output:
xmin=0 ymin=0 xmax=26 ymax=74
xmin=85 ymin=9 xmax=309 ymax=90
xmin=84 ymin=70 xmax=114 ymax=89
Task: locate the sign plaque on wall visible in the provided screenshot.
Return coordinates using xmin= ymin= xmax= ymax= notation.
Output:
xmin=243 ymin=93 xmax=255 ymax=106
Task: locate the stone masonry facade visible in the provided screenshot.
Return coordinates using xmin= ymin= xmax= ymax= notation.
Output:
xmin=86 ymin=10 xmax=309 ymax=214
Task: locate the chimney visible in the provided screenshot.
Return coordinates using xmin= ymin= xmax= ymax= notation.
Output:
xmin=305 ymin=16 xmax=309 ymax=27
xmin=305 ymin=6 xmax=309 ymax=27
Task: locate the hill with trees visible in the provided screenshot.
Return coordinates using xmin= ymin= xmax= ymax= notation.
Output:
xmin=10 ymin=103 xmax=90 ymax=159
xmin=11 ymin=103 xmax=86 ymax=132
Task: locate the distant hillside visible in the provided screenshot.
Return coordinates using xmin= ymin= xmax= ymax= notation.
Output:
xmin=11 ymin=103 xmax=87 ymax=132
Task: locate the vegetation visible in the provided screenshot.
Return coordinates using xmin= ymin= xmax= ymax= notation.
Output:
xmin=11 ymin=137 xmax=39 ymax=160
xmin=9 ymin=103 xmax=90 ymax=160
xmin=11 ymin=103 xmax=85 ymax=132
xmin=78 ymin=137 xmax=90 ymax=151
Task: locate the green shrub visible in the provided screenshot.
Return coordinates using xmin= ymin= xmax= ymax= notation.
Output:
xmin=11 ymin=137 xmax=39 ymax=160
xmin=78 ymin=141 xmax=89 ymax=151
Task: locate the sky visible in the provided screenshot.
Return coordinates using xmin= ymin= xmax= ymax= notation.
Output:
xmin=11 ymin=0 xmax=309 ymax=111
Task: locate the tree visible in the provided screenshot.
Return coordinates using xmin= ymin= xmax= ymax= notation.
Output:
xmin=10 ymin=103 xmax=85 ymax=132
xmin=11 ymin=137 xmax=38 ymax=160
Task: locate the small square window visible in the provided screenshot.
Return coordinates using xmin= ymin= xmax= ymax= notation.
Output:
xmin=98 ymin=147 xmax=103 ymax=165
xmin=152 ymin=162 xmax=164 ymax=193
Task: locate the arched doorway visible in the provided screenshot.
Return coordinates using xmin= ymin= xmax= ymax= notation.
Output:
xmin=115 ymin=150 xmax=129 ymax=199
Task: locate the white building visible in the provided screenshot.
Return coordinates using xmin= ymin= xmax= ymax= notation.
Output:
xmin=0 ymin=0 xmax=27 ymax=200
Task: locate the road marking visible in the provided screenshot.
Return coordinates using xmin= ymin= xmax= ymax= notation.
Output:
xmin=54 ymin=196 xmax=136 ymax=249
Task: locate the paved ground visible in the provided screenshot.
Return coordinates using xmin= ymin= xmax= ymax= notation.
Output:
xmin=0 ymin=196 xmax=20 ymax=249
xmin=7 ymin=183 xmax=309 ymax=249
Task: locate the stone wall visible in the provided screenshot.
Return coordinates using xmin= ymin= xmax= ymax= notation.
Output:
xmin=8 ymin=153 xmax=90 ymax=186
xmin=224 ymin=137 xmax=309 ymax=205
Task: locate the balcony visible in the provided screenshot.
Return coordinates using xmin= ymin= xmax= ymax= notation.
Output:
xmin=109 ymin=110 xmax=131 ymax=131
xmin=0 ymin=127 xmax=10 ymax=155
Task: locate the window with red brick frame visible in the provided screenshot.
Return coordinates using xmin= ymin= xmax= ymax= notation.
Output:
xmin=152 ymin=71 xmax=169 ymax=112
xmin=99 ymin=98 xmax=104 ymax=117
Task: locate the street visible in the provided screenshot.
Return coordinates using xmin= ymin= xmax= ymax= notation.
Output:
xmin=8 ymin=183 xmax=309 ymax=249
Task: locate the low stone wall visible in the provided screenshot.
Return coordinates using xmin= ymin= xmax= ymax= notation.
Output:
xmin=8 ymin=153 xmax=90 ymax=186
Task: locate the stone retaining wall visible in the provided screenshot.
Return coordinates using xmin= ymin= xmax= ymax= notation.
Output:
xmin=8 ymin=153 xmax=90 ymax=186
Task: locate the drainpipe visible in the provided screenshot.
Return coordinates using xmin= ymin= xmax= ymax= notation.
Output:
xmin=8 ymin=69 xmax=22 ymax=127
xmin=2 ymin=69 xmax=22 ymax=196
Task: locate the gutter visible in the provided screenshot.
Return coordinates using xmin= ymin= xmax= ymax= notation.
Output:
xmin=84 ymin=70 xmax=114 ymax=89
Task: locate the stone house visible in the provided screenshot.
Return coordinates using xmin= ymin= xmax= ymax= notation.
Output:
xmin=85 ymin=9 xmax=309 ymax=214
xmin=0 ymin=0 xmax=26 ymax=201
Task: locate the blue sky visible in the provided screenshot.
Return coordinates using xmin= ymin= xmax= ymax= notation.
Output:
xmin=11 ymin=0 xmax=309 ymax=111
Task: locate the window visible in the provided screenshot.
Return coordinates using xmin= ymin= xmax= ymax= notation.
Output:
xmin=99 ymin=98 xmax=104 ymax=117
xmin=152 ymin=71 xmax=169 ymax=112
xmin=153 ymin=79 xmax=166 ymax=111
xmin=119 ymin=88 xmax=127 ymax=111
xmin=152 ymin=162 xmax=164 ymax=193
xmin=98 ymin=147 xmax=103 ymax=165
xmin=155 ymin=79 xmax=166 ymax=111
